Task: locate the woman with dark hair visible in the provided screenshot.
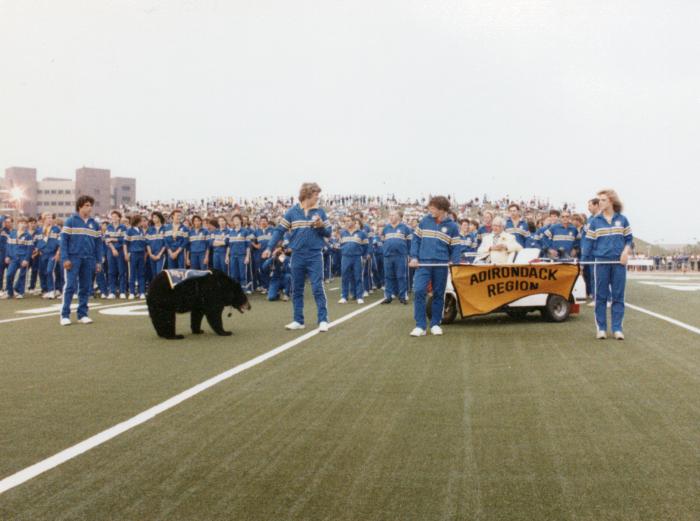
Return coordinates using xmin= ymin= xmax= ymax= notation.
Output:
xmin=210 ymin=216 xmax=229 ymax=272
xmin=146 ymin=211 xmax=167 ymax=278
xmin=586 ymin=189 xmax=633 ymax=340
xmin=227 ymin=214 xmax=251 ymax=291
xmin=164 ymin=209 xmax=189 ymax=269
xmin=188 ymin=215 xmax=210 ymax=270
xmin=124 ymin=215 xmax=147 ymax=299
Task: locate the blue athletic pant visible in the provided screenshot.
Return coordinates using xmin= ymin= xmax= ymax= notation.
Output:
xmin=582 ymin=256 xmax=594 ymax=297
xmin=149 ymin=257 xmax=165 ymax=280
xmin=594 ymin=261 xmax=626 ymax=333
xmin=28 ymin=255 xmax=40 ymax=290
xmin=107 ymin=251 xmax=127 ymax=295
xmin=129 ymin=253 xmax=146 ymax=295
xmin=341 ymin=255 xmax=363 ymax=300
xmin=38 ymin=255 xmax=50 ymax=292
xmin=268 ymin=274 xmax=291 ymax=301
xmin=5 ymin=260 xmax=28 ymax=296
xmin=229 ymin=255 xmax=248 ymax=288
xmin=167 ymin=251 xmax=185 ymax=269
xmin=212 ymin=251 xmax=227 ymax=273
xmin=383 ymin=255 xmax=408 ymax=300
xmin=0 ymin=257 xmax=6 ymax=291
xmin=291 ymin=252 xmax=328 ymax=325
xmin=61 ymin=257 xmax=96 ymax=319
xmin=46 ymin=257 xmax=59 ymax=292
xmin=413 ymin=266 xmax=448 ymax=330
xmin=189 ymin=251 xmax=207 ymax=270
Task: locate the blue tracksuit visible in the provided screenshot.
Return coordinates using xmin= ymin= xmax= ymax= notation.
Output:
xmin=527 ymin=225 xmax=548 ymax=253
xmin=267 ymin=204 xmax=332 ymax=325
xmin=188 ymin=227 xmax=210 ymax=270
xmin=0 ymin=221 xmax=8 ymax=291
xmin=455 ymin=232 xmax=478 ymax=264
xmin=580 ymin=216 xmax=595 ymax=297
xmin=477 ymin=224 xmax=492 ymax=246
xmin=254 ymin=226 xmax=273 ymax=290
xmin=262 ymin=254 xmax=292 ymax=301
xmin=228 ymin=227 xmax=250 ymax=288
xmin=42 ymin=225 xmax=62 ymax=293
xmin=505 ymin=218 xmax=530 ymax=248
xmin=340 ymin=229 xmax=367 ymax=300
xmin=125 ymin=227 xmax=147 ymax=295
xmin=210 ymin=228 xmax=229 ymax=272
xmin=146 ymin=225 xmax=167 ymax=278
xmin=382 ymin=223 xmax=411 ymax=301
xmin=105 ymin=223 xmax=127 ymax=295
xmin=60 ymin=214 xmax=102 ymax=319
xmin=410 ymin=215 xmax=461 ymax=330
xmin=544 ymin=223 xmax=579 ymax=258
xmin=164 ymin=224 xmax=189 ymax=269
xmin=4 ymin=230 xmax=34 ymax=296
xmin=587 ymin=213 xmax=633 ymax=333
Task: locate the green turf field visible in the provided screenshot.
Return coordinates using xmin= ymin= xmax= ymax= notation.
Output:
xmin=1 ymin=276 xmax=699 ymax=520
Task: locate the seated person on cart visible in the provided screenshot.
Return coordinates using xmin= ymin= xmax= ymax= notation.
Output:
xmin=476 ymin=217 xmax=523 ymax=264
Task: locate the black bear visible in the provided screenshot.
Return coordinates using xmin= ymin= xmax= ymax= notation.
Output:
xmin=146 ymin=269 xmax=251 ymax=340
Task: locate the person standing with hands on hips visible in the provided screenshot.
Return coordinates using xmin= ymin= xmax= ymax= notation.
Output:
xmin=263 ymin=182 xmax=331 ymax=332
xmin=59 ymin=196 xmax=103 ymax=326
xmin=586 ymin=189 xmax=633 ymax=340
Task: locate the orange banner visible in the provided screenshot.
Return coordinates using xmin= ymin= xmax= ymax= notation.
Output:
xmin=450 ymin=263 xmax=580 ymax=317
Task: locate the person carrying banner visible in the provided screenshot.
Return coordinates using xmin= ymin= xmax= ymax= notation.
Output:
xmin=408 ymin=196 xmax=461 ymax=337
xmin=586 ymin=189 xmax=633 ymax=340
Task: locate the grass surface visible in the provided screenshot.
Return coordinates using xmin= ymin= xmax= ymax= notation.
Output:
xmin=1 ymin=281 xmax=699 ymax=520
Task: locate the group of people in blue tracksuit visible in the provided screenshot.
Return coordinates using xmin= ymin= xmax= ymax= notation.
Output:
xmin=1 ymin=213 xmax=63 ymax=300
xmin=2 ymin=184 xmax=633 ymax=340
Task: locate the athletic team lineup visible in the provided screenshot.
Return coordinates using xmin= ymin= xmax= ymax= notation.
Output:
xmin=0 ymin=182 xmax=633 ymax=339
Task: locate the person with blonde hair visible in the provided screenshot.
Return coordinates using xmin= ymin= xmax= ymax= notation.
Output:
xmin=586 ymin=189 xmax=633 ymax=340
xmin=263 ymin=182 xmax=332 ymax=332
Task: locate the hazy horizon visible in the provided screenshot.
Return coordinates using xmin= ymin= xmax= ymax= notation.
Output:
xmin=2 ymin=0 xmax=698 ymax=243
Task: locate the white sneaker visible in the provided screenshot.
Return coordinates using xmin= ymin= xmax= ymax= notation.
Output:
xmin=318 ymin=321 xmax=329 ymax=332
xmin=128 ymin=294 xmax=135 ymax=300
xmin=362 ymin=291 xmax=369 ymax=298
xmin=587 ymin=301 xmax=595 ymax=307
xmin=139 ymin=294 xmax=146 ymax=299
xmin=430 ymin=325 xmax=443 ymax=336
xmin=357 ymin=299 xmax=364 ymax=305
xmin=410 ymin=327 xmax=426 ymax=337
xmin=42 ymin=291 xmax=52 ymax=299
xmin=338 ymin=298 xmax=347 ymax=304
xmin=596 ymin=330 xmax=607 ymax=340
xmin=15 ymin=294 xmax=24 ymax=299
xmin=107 ymin=293 xmax=116 ymax=300
xmin=285 ymin=321 xmax=305 ymax=330
xmin=78 ymin=316 xmax=93 ymax=324
xmin=613 ymin=331 xmax=625 ymax=340
xmin=0 ymin=293 xmax=9 ymax=299
xmin=119 ymin=293 xmax=127 ymax=299
xmin=60 ymin=318 xmax=71 ymax=326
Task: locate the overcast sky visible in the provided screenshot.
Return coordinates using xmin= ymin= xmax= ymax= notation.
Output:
xmin=1 ymin=0 xmax=698 ymax=243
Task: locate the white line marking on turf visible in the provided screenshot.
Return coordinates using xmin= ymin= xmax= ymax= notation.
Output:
xmin=627 ymin=302 xmax=700 ymax=335
xmin=0 ymin=297 xmax=386 ymax=495
xmin=0 ymin=301 xmax=142 ymax=325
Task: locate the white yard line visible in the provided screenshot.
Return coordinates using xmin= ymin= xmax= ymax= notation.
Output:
xmin=627 ymin=302 xmax=700 ymax=336
xmin=0 ymin=298 xmax=385 ymax=495
xmin=0 ymin=301 xmax=144 ymax=325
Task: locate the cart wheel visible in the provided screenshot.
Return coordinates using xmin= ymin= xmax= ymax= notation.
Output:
xmin=541 ymin=295 xmax=570 ymax=322
xmin=425 ymin=293 xmax=458 ymax=324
